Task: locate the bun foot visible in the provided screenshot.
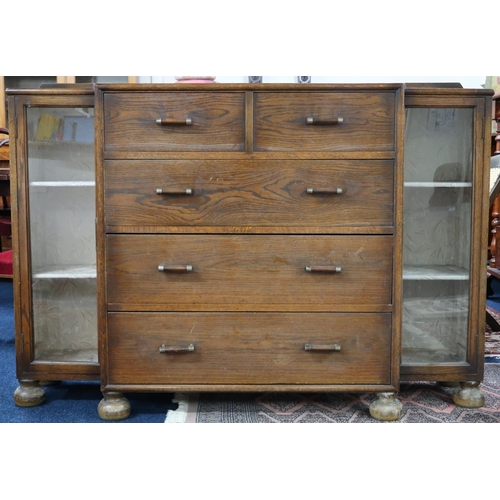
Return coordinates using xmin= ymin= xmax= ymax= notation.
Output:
xmin=369 ymin=392 xmax=402 ymax=421
xmin=14 ymin=380 xmax=45 ymax=407
xmin=452 ymin=381 xmax=484 ymax=408
xmin=98 ymin=392 xmax=131 ymax=421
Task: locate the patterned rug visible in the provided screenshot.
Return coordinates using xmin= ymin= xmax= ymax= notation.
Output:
xmin=486 ymin=306 xmax=500 ymax=358
xmin=165 ymin=364 xmax=500 ymax=423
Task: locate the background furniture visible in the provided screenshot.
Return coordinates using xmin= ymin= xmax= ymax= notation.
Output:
xmin=488 ymin=94 xmax=500 ymax=270
xmin=486 ymin=94 xmax=500 ymax=330
xmin=7 ymin=86 xmax=99 ymax=406
xmin=0 ymin=127 xmax=12 ymax=277
xmin=0 ymin=127 xmax=10 ymax=217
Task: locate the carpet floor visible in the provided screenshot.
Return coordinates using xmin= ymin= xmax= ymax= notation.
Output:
xmin=486 ymin=306 xmax=500 ymax=359
xmin=166 ymin=364 xmax=500 ymax=423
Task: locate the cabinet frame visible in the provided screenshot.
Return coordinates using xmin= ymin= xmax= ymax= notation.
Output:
xmin=400 ymin=90 xmax=492 ymax=382
xmin=6 ymin=83 xmax=493 ymax=419
xmin=8 ymin=89 xmax=99 ymax=383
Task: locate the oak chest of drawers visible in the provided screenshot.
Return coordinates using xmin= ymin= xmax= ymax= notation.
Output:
xmin=95 ymin=83 xmax=405 ymax=420
xmin=8 ymin=83 xmax=492 ymax=421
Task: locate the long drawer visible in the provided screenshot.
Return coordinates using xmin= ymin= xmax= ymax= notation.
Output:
xmin=106 ymin=312 xmax=392 ymax=385
xmin=254 ymin=92 xmax=396 ymax=152
xmin=106 ymin=235 xmax=393 ymax=311
xmin=103 ymin=92 xmax=245 ymax=152
xmin=104 ymin=159 xmax=394 ymax=228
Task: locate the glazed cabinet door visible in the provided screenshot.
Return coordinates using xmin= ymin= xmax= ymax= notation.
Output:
xmin=401 ymin=94 xmax=490 ymax=381
xmin=9 ymin=91 xmax=99 ymax=408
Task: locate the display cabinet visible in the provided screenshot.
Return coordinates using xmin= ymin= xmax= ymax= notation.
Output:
xmin=401 ymin=87 xmax=492 ymax=407
xmin=7 ymin=83 xmax=493 ymax=419
xmin=7 ymin=87 xmax=99 ymax=406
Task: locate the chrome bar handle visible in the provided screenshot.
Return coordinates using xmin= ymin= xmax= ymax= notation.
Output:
xmin=306 ymin=117 xmax=343 ymax=125
xmin=305 ymin=344 xmax=341 ymax=351
xmin=306 ymin=187 xmax=343 ymax=195
xmin=158 ymin=264 xmax=193 ymax=272
xmin=156 ymin=117 xmax=193 ymax=126
xmin=156 ymin=188 xmax=193 ymax=195
xmin=159 ymin=344 xmax=195 ymax=353
xmin=305 ymin=265 xmax=341 ymax=273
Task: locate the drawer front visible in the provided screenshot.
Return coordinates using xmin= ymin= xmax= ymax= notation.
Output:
xmin=106 ymin=235 xmax=393 ymax=311
xmin=254 ymin=92 xmax=396 ymax=152
xmin=103 ymin=92 xmax=245 ymax=152
xmin=107 ymin=312 xmax=392 ymax=385
xmin=105 ymin=159 xmax=394 ymax=228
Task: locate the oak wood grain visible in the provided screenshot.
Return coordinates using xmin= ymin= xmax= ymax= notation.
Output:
xmin=104 ymin=92 xmax=245 ymax=152
xmin=104 ymin=159 xmax=394 ymax=228
xmin=106 ymin=234 xmax=393 ymax=311
xmin=254 ymin=92 xmax=396 ymax=152
xmin=106 ymin=312 xmax=392 ymax=385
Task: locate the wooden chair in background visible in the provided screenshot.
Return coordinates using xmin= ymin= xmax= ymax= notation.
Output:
xmin=486 ymin=94 xmax=500 ymax=329
xmin=0 ymin=127 xmax=12 ymax=279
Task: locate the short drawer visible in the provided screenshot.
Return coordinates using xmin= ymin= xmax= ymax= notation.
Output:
xmin=106 ymin=234 xmax=393 ymax=311
xmin=104 ymin=159 xmax=394 ymax=228
xmin=254 ymin=92 xmax=396 ymax=152
xmin=106 ymin=312 xmax=392 ymax=385
xmin=103 ymin=92 xmax=245 ymax=152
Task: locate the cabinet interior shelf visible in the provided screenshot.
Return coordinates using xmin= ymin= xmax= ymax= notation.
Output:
xmin=33 ymin=265 xmax=96 ymax=279
xmin=28 ymin=141 xmax=93 ymax=159
xmin=404 ymin=182 xmax=472 ymax=188
xmin=35 ymin=349 xmax=98 ymax=364
xmin=403 ymin=265 xmax=469 ymax=280
xmin=401 ymin=348 xmax=465 ymax=365
xmin=30 ymin=181 xmax=95 ymax=187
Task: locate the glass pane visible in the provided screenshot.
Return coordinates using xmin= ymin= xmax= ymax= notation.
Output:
xmin=26 ymin=106 xmax=97 ymax=363
xmin=403 ymin=107 xmax=473 ymax=364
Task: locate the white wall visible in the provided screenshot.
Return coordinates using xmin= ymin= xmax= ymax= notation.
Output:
xmin=138 ymin=76 xmax=487 ymax=88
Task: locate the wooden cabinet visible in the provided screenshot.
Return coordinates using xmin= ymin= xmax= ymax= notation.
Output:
xmin=95 ymin=83 xmax=405 ymax=421
xmin=7 ymin=87 xmax=99 ymax=406
xmin=401 ymin=88 xmax=492 ymax=406
xmin=8 ymin=83 xmax=492 ymax=420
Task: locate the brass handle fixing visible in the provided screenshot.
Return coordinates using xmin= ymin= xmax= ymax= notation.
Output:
xmin=307 ymin=187 xmax=343 ymax=195
xmin=305 ymin=265 xmax=341 ymax=273
xmin=305 ymin=344 xmax=341 ymax=351
xmin=156 ymin=117 xmax=193 ymax=126
xmin=156 ymin=188 xmax=193 ymax=195
xmin=306 ymin=117 xmax=343 ymax=125
xmin=158 ymin=264 xmax=193 ymax=272
xmin=159 ymin=344 xmax=195 ymax=353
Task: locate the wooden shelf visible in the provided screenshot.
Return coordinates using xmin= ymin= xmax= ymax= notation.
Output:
xmin=403 ymin=265 xmax=469 ymax=280
xmin=33 ymin=264 xmax=96 ymax=279
xmin=30 ymin=181 xmax=95 ymax=187
xmin=404 ymin=181 xmax=472 ymax=188
xmin=35 ymin=348 xmax=98 ymax=364
xmin=27 ymin=140 xmax=93 ymax=158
